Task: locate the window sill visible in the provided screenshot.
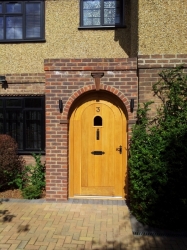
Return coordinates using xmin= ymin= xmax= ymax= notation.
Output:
xmin=18 ymin=151 xmax=45 ymax=155
xmin=78 ymin=25 xmax=126 ymax=30
xmin=0 ymin=39 xmax=46 ymax=44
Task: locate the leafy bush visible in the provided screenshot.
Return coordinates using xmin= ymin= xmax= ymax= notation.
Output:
xmin=0 ymin=136 xmax=45 ymax=199
xmin=24 ymin=153 xmax=45 ymax=190
xmin=129 ymin=66 xmax=187 ymax=229
xmin=0 ymin=135 xmax=25 ymax=190
xmin=22 ymin=185 xmax=42 ymax=199
xmin=16 ymin=153 xmax=45 ymax=194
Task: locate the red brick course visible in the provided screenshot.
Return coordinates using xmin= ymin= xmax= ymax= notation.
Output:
xmin=138 ymin=54 xmax=187 ymax=116
xmin=0 ymin=73 xmax=45 ymax=95
xmin=45 ymin=58 xmax=138 ymax=201
xmin=138 ymin=54 xmax=187 ymax=69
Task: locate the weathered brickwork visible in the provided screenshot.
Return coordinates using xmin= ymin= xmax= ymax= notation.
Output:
xmin=138 ymin=54 xmax=187 ymax=116
xmin=0 ymin=73 xmax=45 ymax=95
xmin=45 ymin=58 xmax=138 ymax=201
xmin=22 ymin=155 xmax=46 ymax=167
xmin=1 ymin=55 xmax=187 ymax=201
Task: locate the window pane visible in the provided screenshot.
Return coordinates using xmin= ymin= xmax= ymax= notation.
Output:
xmin=1 ymin=1 xmax=44 ymax=41
xmin=104 ymin=1 xmax=116 ymax=8
xmin=83 ymin=9 xmax=100 ymax=18
xmin=104 ymin=0 xmax=120 ymax=25
xmin=0 ymin=110 xmax=3 ymax=133
xmin=6 ymin=3 xmax=21 ymax=13
xmin=6 ymin=111 xmax=23 ymax=149
xmin=6 ymin=99 xmax=22 ymax=107
xmin=104 ymin=9 xmax=115 ymax=24
xmin=25 ymin=98 xmax=42 ymax=108
xmin=0 ymin=97 xmax=44 ymax=152
xmin=83 ymin=0 xmax=101 ymax=9
xmin=92 ymin=18 xmax=101 ymax=25
xmin=26 ymin=3 xmax=41 ymax=38
xmin=6 ymin=16 xmax=23 ymax=39
xmin=83 ymin=0 xmax=101 ymax=26
xmin=94 ymin=116 xmax=102 ymax=126
xmin=82 ymin=0 xmax=121 ymax=27
xmin=0 ymin=17 xmax=3 ymax=40
xmin=26 ymin=111 xmax=42 ymax=149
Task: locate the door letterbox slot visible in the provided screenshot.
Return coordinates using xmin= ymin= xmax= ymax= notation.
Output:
xmin=91 ymin=151 xmax=105 ymax=155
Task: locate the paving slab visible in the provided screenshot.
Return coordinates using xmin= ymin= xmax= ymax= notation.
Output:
xmin=0 ymin=199 xmax=187 ymax=249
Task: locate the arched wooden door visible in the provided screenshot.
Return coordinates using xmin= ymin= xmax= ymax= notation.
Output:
xmin=69 ymin=93 xmax=127 ymax=198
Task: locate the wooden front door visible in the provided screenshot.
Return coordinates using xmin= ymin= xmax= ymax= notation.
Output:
xmin=69 ymin=93 xmax=127 ymax=197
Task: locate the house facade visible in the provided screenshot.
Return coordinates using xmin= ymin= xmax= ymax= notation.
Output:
xmin=0 ymin=0 xmax=187 ymax=201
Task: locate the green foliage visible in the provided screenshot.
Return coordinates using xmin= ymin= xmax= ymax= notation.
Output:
xmin=129 ymin=66 xmax=187 ymax=229
xmin=22 ymin=185 xmax=42 ymax=199
xmin=16 ymin=153 xmax=45 ymax=192
xmin=25 ymin=153 xmax=46 ymax=190
xmin=0 ymin=135 xmax=25 ymax=190
xmin=0 ymin=135 xmax=45 ymax=199
xmin=11 ymin=153 xmax=45 ymax=199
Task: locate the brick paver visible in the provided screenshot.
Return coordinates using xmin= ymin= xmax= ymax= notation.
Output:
xmin=0 ymin=200 xmax=187 ymax=249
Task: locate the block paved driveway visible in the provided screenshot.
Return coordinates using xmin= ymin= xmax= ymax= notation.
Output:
xmin=0 ymin=199 xmax=187 ymax=250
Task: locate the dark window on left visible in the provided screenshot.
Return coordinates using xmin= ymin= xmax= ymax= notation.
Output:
xmin=0 ymin=96 xmax=45 ymax=153
xmin=0 ymin=1 xmax=45 ymax=42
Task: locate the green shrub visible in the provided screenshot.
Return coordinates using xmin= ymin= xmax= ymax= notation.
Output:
xmin=22 ymin=185 xmax=42 ymax=199
xmin=0 ymin=135 xmax=25 ymax=190
xmin=25 ymin=153 xmax=45 ymax=190
xmin=16 ymin=153 xmax=46 ymax=192
xmin=129 ymin=66 xmax=187 ymax=229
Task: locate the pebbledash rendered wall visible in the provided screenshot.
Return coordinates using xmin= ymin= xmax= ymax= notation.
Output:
xmin=0 ymin=0 xmax=132 ymax=75
xmin=44 ymin=58 xmax=138 ymax=201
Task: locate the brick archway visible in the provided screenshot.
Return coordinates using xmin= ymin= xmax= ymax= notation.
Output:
xmin=62 ymin=84 xmax=131 ymax=121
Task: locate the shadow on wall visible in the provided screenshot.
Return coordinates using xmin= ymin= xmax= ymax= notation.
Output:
xmin=114 ymin=0 xmax=138 ymax=57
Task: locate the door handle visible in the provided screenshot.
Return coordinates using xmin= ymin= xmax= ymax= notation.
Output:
xmin=116 ymin=145 xmax=122 ymax=154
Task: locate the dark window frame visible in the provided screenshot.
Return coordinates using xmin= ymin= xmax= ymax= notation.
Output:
xmin=0 ymin=0 xmax=45 ymax=43
xmin=79 ymin=0 xmax=125 ymax=29
xmin=0 ymin=96 xmax=45 ymax=154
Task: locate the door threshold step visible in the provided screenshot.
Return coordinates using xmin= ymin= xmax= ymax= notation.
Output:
xmin=72 ymin=196 xmax=124 ymax=200
xmin=68 ymin=197 xmax=126 ymax=206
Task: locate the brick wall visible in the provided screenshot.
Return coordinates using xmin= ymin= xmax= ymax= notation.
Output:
xmin=0 ymin=73 xmax=45 ymax=95
xmin=1 ymin=55 xmax=187 ymax=201
xmin=44 ymin=58 xmax=138 ymax=201
xmin=22 ymin=155 xmax=46 ymax=167
xmin=138 ymin=54 xmax=187 ymax=116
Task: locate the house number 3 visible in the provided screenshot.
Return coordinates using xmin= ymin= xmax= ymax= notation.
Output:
xmin=96 ymin=107 xmax=100 ymax=112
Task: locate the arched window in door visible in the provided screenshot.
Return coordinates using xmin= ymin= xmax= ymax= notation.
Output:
xmin=94 ymin=116 xmax=102 ymax=140
xmin=94 ymin=116 xmax=102 ymax=126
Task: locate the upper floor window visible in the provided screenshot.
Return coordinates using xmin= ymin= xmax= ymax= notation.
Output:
xmin=80 ymin=0 xmax=124 ymax=28
xmin=0 ymin=1 xmax=45 ymax=42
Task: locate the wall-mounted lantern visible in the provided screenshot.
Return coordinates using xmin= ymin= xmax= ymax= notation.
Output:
xmin=0 ymin=76 xmax=6 ymax=84
xmin=130 ymin=99 xmax=134 ymax=113
xmin=59 ymin=99 xmax=63 ymax=113
xmin=0 ymin=76 xmax=8 ymax=89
